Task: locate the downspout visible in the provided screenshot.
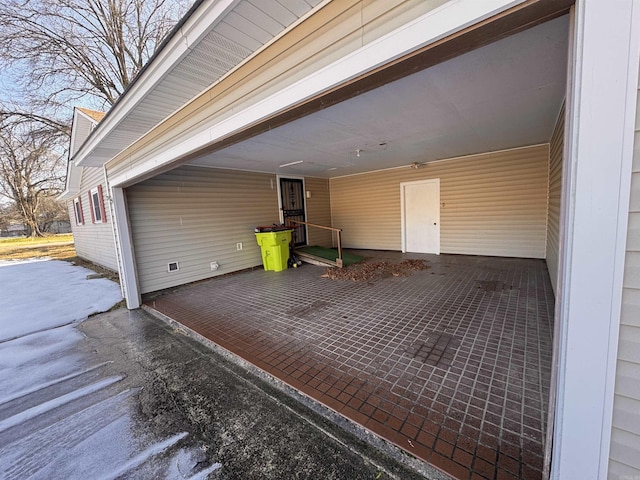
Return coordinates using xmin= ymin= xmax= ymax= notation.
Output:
xmin=104 ymin=165 xmax=141 ymax=309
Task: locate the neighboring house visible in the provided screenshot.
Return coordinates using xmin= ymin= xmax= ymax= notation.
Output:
xmin=0 ymin=222 xmax=70 ymax=237
xmin=46 ymin=220 xmax=72 ymax=234
xmin=59 ymin=1 xmax=640 ymax=479
xmin=1 ymin=224 xmax=27 ymax=237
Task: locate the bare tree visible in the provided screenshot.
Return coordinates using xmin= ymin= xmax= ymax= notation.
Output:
xmin=0 ymin=202 xmax=22 ymax=233
xmin=0 ymin=0 xmax=190 ymax=110
xmin=37 ymin=196 xmax=70 ymax=233
xmin=0 ymin=122 xmax=66 ymax=236
xmin=0 ymin=0 xmax=190 ymax=236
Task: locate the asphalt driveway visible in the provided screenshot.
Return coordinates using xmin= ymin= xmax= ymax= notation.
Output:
xmin=0 ymin=260 xmax=427 ymax=479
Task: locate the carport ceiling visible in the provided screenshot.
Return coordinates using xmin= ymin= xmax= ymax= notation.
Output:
xmin=188 ymin=15 xmax=569 ymax=178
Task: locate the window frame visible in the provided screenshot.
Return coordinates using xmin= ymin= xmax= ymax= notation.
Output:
xmin=73 ymin=197 xmax=84 ymax=225
xmin=88 ymin=185 xmax=107 ymax=224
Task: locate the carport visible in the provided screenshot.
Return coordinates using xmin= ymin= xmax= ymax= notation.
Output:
xmin=67 ymin=0 xmax=640 ymax=478
xmin=124 ymin=10 xmax=567 ymax=480
xmin=145 ymin=251 xmax=554 ymax=480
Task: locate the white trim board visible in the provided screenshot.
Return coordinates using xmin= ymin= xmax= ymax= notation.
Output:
xmin=74 ymin=0 xmax=241 ymax=167
xmin=111 ymin=187 xmax=141 ymax=309
xmin=108 ymin=0 xmax=527 ymax=188
xmin=551 ymin=0 xmax=640 ymax=478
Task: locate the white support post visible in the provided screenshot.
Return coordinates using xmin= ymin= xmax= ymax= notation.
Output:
xmin=110 ymin=187 xmax=141 ymax=309
xmin=552 ymin=1 xmax=640 ymax=478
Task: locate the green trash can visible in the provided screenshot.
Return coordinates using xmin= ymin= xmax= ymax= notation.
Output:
xmin=254 ymin=229 xmax=292 ymax=272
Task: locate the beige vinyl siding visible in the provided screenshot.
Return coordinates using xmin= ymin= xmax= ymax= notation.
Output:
xmin=546 ymin=104 xmax=564 ymax=293
xmin=304 ymin=177 xmax=333 ymax=247
xmin=127 ymin=166 xmax=281 ymax=294
xmin=106 ymin=0 xmax=448 ymax=181
xmin=70 ymin=167 xmax=118 ymax=270
xmin=609 ymin=83 xmax=640 ymax=476
xmin=330 ymin=145 xmax=549 ymax=258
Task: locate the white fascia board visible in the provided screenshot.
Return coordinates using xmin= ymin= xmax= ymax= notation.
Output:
xmin=69 ymin=107 xmax=99 ymax=160
xmin=109 ymin=0 xmax=525 ymax=187
xmin=58 ymin=165 xmax=75 ymax=201
xmin=551 ymin=0 xmax=640 ymax=478
xmin=68 ymin=109 xmax=82 ymax=158
xmin=58 ymin=158 xmax=83 ymax=201
xmin=62 ymin=105 xmax=101 ymax=199
xmin=57 ymin=189 xmax=71 ymax=201
xmin=75 ymin=0 xmax=241 ymax=168
xmin=75 ymin=108 xmax=100 ymax=124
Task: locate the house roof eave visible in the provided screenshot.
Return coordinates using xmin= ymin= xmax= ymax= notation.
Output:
xmin=73 ymin=0 xmax=326 ymax=169
xmin=73 ymin=0 xmax=238 ymax=168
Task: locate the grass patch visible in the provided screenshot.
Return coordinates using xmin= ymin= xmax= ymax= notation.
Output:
xmin=68 ymin=256 xmax=120 ymax=284
xmin=295 ymin=246 xmax=363 ymax=266
xmin=0 ymin=242 xmax=77 ymax=261
xmin=0 ymin=233 xmax=74 ymax=246
xmin=0 ymin=237 xmax=121 ymax=286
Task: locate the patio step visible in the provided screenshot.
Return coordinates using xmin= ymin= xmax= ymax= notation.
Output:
xmin=294 ymin=250 xmax=340 ymax=268
xmin=294 ymin=246 xmax=363 ymax=268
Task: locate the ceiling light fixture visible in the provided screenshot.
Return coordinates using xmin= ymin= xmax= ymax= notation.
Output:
xmin=279 ymin=160 xmax=303 ymax=168
xmin=356 ymin=149 xmax=362 ymax=157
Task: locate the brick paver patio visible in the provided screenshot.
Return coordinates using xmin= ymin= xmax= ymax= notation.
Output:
xmin=145 ymin=251 xmax=554 ymax=480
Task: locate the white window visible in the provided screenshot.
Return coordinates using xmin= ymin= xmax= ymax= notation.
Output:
xmin=89 ymin=185 xmax=106 ymax=224
xmin=73 ymin=197 xmax=84 ymax=225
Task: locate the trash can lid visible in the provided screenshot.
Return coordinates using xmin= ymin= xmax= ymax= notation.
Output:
xmin=254 ymin=225 xmax=293 ymax=233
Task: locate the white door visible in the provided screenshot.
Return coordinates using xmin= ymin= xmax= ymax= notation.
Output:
xmin=401 ymin=179 xmax=440 ymax=254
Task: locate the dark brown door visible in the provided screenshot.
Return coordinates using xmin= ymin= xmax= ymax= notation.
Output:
xmin=279 ymin=178 xmax=307 ymax=246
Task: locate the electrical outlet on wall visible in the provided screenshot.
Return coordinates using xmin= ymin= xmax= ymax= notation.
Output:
xmin=210 ymin=261 xmax=219 ymax=271
xmin=236 ymin=242 xmax=243 ymax=251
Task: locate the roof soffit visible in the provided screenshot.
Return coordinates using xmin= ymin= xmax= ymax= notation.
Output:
xmin=74 ymin=0 xmax=325 ymax=168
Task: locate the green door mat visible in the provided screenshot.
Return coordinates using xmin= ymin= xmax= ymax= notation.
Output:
xmin=296 ymin=246 xmax=363 ymax=266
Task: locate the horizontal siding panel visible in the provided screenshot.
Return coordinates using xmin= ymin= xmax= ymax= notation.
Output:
xmin=629 ymin=172 xmax=640 ymax=211
xmin=546 ymin=104 xmax=564 ymax=293
xmin=127 ymin=166 xmax=281 ymax=294
xmin=304 ymin=177 xmax=333 ymax=247
xmin=610 ymin=428 xmax=640 ymax=471
xmin=615 ymin=360 xmax=640 ymax=402
xmin=611 ymin=80 xmax=640 ymax=474
xmin=621 ymin=288 xmax=640 ymax=327
xmin=618 ymin=325 xmax=640 ymax=364
xmin=129 ymin=170 xmax=331 ymax=293
xmin=330 ymin=145 xmax=549 ymax=258
xmin=362 ymin=0 xmax=449 ymax=45
xmin=69 ymin=167 xmax=118 ymax=270
xmin=612 ymin=395 xmax=640 ymax=444
xmin=634 ymin=130 xmax=640 ymax=171
xmin=624 ymin=251 xmax=640 ymax=290
xmin=609 ymin=459 xmax=640 ymax=478
xmin=627 ymin=212 xmax=640 ymax=251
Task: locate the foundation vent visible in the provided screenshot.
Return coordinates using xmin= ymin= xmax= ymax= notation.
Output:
xmin=167 ymin=262 xmax=179 ymax=272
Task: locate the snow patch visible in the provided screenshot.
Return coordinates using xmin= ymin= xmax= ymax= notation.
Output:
xmin=0 ymin=260 xmax=122 ymax=342
xmin=0 ymin=325 xmax=84 ymax=399
xmin=0 ymin=375 xmax=124 ymax=434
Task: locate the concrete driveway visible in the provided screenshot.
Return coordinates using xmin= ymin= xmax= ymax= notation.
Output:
xmin=0 ymin=260 xmax=425 ymax=479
